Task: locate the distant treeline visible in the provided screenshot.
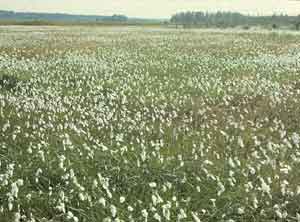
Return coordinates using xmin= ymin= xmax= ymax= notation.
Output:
xmin=171 ymin=11 xmax=300 ymax=29
xmin=0 ymin=10 xmax=167 ymax=26
xmin=0 ymin=10 xmax=128 ymax=22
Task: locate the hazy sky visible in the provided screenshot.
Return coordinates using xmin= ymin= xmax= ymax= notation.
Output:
xmin=1 ymin=0 xmax=299 ymax=18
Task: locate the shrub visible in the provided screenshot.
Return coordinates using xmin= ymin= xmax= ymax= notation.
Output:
xmin=0 ymin=74 xmax=19 ymax=91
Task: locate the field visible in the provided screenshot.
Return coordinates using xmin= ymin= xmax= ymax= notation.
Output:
xmin=0 ymin=26 xmax=300 ymax=222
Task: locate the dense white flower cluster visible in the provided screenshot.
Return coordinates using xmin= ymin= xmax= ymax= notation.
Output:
xmin=0 ymin=26 xmax=300 ymax=221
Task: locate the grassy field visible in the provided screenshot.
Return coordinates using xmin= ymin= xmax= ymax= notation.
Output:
xmin=0 ymin=26 xmax=300 ymax=222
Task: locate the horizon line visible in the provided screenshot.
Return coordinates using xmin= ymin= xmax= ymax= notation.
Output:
xmin=0 ymin=8 xmax=299 ymax=20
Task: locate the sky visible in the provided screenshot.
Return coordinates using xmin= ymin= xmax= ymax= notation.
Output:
xmin=0 ymin=0 xmax=299 ymax=18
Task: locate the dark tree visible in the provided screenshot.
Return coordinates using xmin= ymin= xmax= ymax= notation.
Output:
xmin=296 ymin=15 xmax=300 ymax=30
xmin=272 ymin=24 xmax=278 ymax=29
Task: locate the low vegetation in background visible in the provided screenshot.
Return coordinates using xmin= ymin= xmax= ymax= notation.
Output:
xmin=0 ymin=26 xmax=300 ymax=222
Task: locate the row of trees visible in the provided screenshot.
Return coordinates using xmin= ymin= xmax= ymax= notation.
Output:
xmin=170 ymin=11 xmax=300 ymax=30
